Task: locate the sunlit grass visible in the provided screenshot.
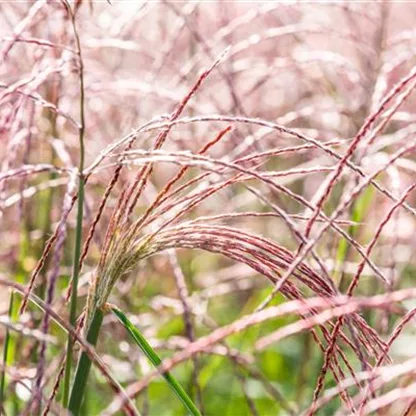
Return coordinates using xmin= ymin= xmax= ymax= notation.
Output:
xmin=0 ymin=2 xmax=416 ymax=416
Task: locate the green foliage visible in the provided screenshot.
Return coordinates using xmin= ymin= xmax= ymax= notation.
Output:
xmin=111 ymin=305 xmax=201 ymax=416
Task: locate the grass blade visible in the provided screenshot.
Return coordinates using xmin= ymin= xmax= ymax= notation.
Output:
xmin=68 ymin=309 xmax=104 ymax=415
xmin=110 ymin=305 xmax=201 ymax=416
xmin=0 ymin=291 xmax=14 ymax=410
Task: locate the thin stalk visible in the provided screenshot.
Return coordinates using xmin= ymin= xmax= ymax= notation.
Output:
xmin=62 ymin=1 xmax=86 ymax=408
xmin=110 ymin=305 xmax=201 ymax=416
xmin=62 ymin=177 xmax=85 ymax=407
xmin=334 ymin=186 xmax=374 ymax=290
xmin=68 ymin=309 xmax=104 ymax=415
xmin=0 ymin=291 xmax=14 ymax=414
xmin=2 ymin=220 xmax=31 ymax=414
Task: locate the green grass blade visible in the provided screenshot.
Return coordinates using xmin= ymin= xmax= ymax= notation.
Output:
xmin=0 ymin=291 xmax=14 ymax=409
xmin=334 ymin=186 xmax=375 ymax=289
xmin=68 ymin=309 xmax=104 ymax=416
xmin=110 ymin=305 xmax=201 ymax=416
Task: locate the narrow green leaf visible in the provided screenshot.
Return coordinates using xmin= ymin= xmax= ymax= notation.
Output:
xmin=68 ymin=309 xmax=104 ymax=416
xmin=0 ymin=291 xmax=14 ymax=409
xmin=110 ymin=305 xmax=201 ymax=416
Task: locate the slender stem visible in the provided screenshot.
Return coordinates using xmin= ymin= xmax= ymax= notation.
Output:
xmin=0 ymin=291 xmax=14 ymax=413
xmin=62 ymin=1 xmax=86 ymax=408
xmin=62 ymin=177 xmax=85 ymax=408
xmin=1 ymin=222 xmax=29 ymax=414
xmin=68 ymin=309 xmax=103 ymax=415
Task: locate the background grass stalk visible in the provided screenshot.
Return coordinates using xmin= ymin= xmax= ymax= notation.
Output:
xmin=1 ymin=221 xmax=31 ymax=415
xmin=62 ymin=1 xmax=86 ymax=407
xmin=334 ymin=186 xmax=374 ymax=291
xmin=0 ymin=291 xmax=14 ymax=412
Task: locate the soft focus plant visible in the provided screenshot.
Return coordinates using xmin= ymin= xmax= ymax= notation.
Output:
xmin=0 ymin=2 xmax=416 ymax=416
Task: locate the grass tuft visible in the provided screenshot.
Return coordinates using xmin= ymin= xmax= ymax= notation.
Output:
xmin=1 ymin=3 xmax=416 ymax=415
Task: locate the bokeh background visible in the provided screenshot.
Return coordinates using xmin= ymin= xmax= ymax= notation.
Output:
xmin=1 ymin=1 xmax=416 ymax=415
